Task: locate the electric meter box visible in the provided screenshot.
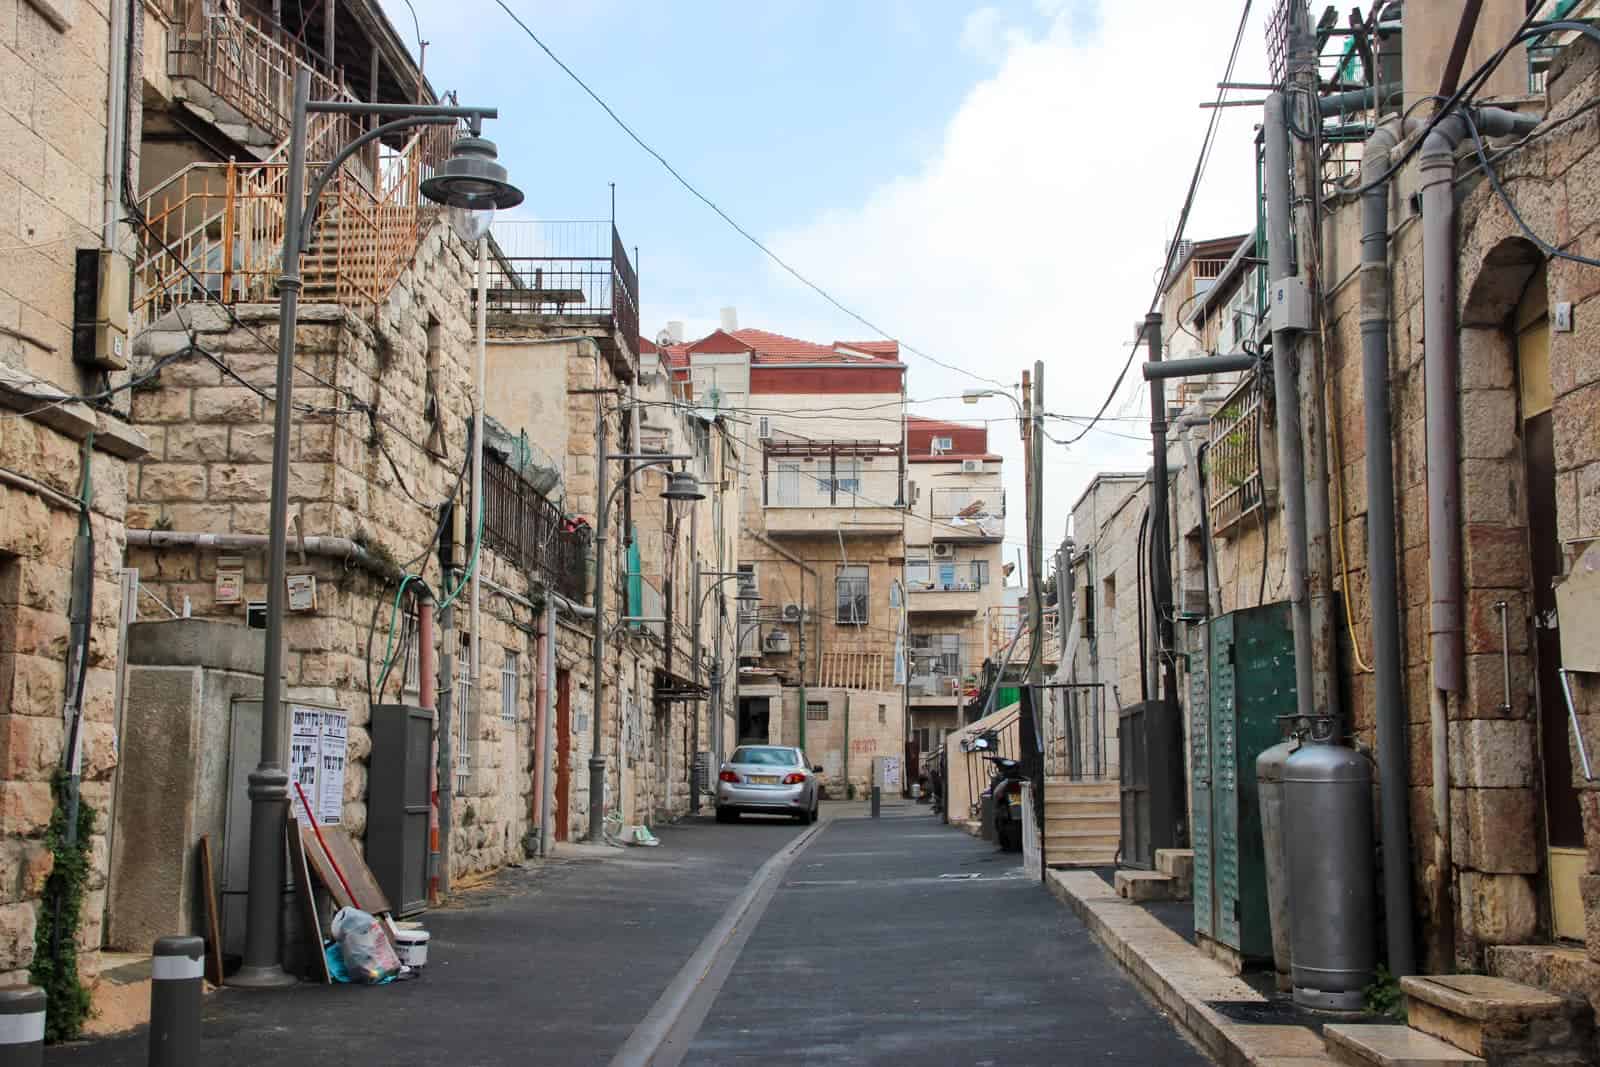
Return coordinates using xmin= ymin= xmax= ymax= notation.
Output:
xmin=1268 ymin=276 xmax=1311 ymax=334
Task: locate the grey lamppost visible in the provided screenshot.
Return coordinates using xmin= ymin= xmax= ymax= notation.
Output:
xmin=588 ymin=459 xmax=704 ymax=843
xmin=233 ymin=67 xmax=522 ymax=989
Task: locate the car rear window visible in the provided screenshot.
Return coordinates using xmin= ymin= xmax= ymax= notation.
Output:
xmin=731 ymin=747 xmax=799 ymax=766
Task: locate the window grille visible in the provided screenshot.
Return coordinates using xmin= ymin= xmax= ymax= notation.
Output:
xmin=501 ymin=650 xmax=519 ymax=723
xmin=835 ymin=566 xmax=869 ymax=625
xmin=455 ymin=632 xmax=473 ymax=792
xmin=805 ymin=701 xmax=830 ymax=721
xmin=1207 ymin=373 xmax=1267 ymax=534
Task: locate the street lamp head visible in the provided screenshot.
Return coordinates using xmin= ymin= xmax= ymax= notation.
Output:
xmin=961 ymin=389 xmax=987 ymax=404
xmin=420 ymin=134 xmax=524 ymax=242
xmin=661 ymin=470 xmax=705 ymax=502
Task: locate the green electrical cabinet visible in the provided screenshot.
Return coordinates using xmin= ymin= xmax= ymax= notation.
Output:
xmin=1193 ymin=602 xmax=1296 ymax=961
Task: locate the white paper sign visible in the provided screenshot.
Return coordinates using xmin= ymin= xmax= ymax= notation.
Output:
xmin=289 ymin=704 xmax=348 ymax=825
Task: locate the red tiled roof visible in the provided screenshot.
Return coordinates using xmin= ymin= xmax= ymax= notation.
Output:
xmin=906 ymin=415 xmax=988 ymax=458
xmin=641 ymin=327 xmax=905 ymax=370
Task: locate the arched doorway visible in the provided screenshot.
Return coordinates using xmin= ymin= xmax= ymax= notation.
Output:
xmin=1513 ymin=261 xmax=1585 ymax=939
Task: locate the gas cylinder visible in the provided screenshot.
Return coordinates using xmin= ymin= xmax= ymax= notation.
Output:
xmin=1282 ymin=738 xmax=1376 ymax=1011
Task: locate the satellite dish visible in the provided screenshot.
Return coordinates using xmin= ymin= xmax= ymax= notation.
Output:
xmin=655 ymin=329 xmax=674 ymax=347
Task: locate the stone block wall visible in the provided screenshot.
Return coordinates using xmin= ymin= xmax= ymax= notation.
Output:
xmin=1191 ymin=47 xmax=1600 ymax=972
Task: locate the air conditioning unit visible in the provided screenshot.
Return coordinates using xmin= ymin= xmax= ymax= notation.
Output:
xmin=932 ymin=543 xmax=955 ymax=560
xmin=781 ymin=603 xmax=802 ymax=622
xmin=757 ymin=416 xmax=772 ymax=440
xmin=961 ymin=459 xmax=982 ymax=474
xmin=764 ymin=629 xmax=792 ymax=653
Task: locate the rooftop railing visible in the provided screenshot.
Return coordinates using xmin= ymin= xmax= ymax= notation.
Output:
xmin=482 ymin=221 xmax=640 ymax=355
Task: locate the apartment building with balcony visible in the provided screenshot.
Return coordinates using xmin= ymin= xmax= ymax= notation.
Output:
xmin=651 ymin=327 xmax=908 ymax=798
xmin=902 ymin=416 xmax=1005 ymax=758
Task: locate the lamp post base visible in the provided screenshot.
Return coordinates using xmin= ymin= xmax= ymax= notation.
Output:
xmin=227 ymin=964 xmax=299 ymax=989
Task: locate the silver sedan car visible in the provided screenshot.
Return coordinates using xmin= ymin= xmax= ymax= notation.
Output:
xmin=715 ymin=745 xmax=822 ymax=824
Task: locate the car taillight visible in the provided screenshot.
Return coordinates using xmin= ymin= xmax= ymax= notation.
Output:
xmin=782 ymin=772 xmax=807 ymax=785
xmin=718 ymin=770 xmax=740 ymax=783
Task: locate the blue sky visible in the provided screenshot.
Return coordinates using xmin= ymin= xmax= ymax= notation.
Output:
xmin=385 ymin=0 xmax=1271 ymax=565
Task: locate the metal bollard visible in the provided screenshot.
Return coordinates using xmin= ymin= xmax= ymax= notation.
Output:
xmin=870 ymin=785 xmax=881 ymax=818
xmin=0 ymin=985 xmax=45 ymax=1067
xmin=149 ymin=935 xmax=204 ymax=1067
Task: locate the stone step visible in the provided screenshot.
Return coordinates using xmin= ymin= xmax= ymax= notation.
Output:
xmin=1400 ymin=974 xmax=1589 ymax=1061
xmin=1113 ymin=869 xmax=1179 ymax=902
xmin=1047 ymin=799 xmax=1120 ymax=817
xmin=1044 ymin=845 xmax=1118 ymax=868
xmin=1044 ymin=829 xmax=1119 ymax=847
xmin=1155 ymin=848 xmax=1193 ymax=881
xmin=1324 ymin=1024 xmax=1484 ymax=1066
xmin=1044 ymin=812 xmax=1118 ymax=829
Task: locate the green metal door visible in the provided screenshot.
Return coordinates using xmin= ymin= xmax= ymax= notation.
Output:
xmin=1201 ymin=603 xmax=1295 ymax=959
xmin=1229 ymin=602 xmax=1295 ymax=961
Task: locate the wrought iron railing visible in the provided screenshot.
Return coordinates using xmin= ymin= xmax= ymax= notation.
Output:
xmin=481 ymin=221 xmax=640 ymax=352
xmin=133 ymin=120 xmax=458 ymax=326
xmin=761 ymin=440 xmax=905 ymax=509
xmin=169 ymin=1 xmax=362 ymax=157
xmin=480 ymin=453 xmax=589 ymax=604
xmin=1207 ymin=372 xmax=1266 ymax=534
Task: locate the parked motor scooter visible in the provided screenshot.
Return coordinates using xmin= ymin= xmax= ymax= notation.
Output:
xmin=982 ymin=753 xmax=1027 ymax=852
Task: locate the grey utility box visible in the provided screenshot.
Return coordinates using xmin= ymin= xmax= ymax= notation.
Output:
xmin=369 ymin=704 xmax=434 ymax=917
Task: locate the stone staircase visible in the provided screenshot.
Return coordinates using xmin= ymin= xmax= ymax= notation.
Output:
xmin=1042 ymin=778 xmax=1119 ymax=867
xmin=1323 ymin=973 xmax=1595 ymax=1066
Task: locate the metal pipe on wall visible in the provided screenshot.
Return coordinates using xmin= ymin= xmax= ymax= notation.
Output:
xmin=1263 ymin=91 xmax=1316 ymax=727
xmin=1417 ymin=103 xmax=1539 ymax=973
xmin=1359 ymin=116 xmax=1420 ymax=978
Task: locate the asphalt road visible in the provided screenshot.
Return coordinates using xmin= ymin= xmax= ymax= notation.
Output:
xmin=686 ymin=807 xmax=1207 ymax=1065
xmin=47 ymin=805 xmax=1208 ymax=1065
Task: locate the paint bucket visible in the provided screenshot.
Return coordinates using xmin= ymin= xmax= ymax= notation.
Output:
xmin=393 ymin=926 xmax=430 ymax=968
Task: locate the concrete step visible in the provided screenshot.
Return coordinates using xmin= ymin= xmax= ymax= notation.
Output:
xmin=1324 ymin=1024 xmax=1484 ymax=1066
xmin=1113 ymin=869 xmax=1180 ymax=902
xmin=1044 ymin=779 xmax=1117 ymax=797
xmin=1400 ymin=974 xmax=1590 ymax=1061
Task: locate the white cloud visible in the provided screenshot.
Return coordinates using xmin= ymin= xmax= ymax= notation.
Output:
xmin=770 ymin=0 xmax=1267 ymax=558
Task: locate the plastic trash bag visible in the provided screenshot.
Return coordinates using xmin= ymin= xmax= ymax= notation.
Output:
xmin=330 ymin=907 xmax=400 ymax=984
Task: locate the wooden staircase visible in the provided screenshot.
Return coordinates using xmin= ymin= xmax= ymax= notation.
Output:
xmin=1043 ymin=777 xmax=1119 ymax=868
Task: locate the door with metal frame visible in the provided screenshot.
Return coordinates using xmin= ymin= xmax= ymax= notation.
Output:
xmin=1517 ymin=265 xmax=1584 ymax=940
xmin=555 ymin=669 xmax=572 ymax=842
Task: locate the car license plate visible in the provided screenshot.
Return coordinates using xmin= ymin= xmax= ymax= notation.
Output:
xmin=750 ymin=775 xmax=778 ymax=785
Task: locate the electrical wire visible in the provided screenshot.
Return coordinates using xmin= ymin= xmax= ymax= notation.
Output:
xmin=489 ymin=0 xmax=1012 ymax=392
xmin=1465 ymin=106 xmax=1600 ymax=268
xmin=1058 ymin=0 xmax=1254 ymax=448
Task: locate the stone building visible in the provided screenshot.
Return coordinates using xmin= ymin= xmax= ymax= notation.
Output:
xmin=0 ymin=0 xmax=151 ymax=993
xmin=653 ymin=326 xmax=910 ymax=798
xmin=1061 ymin=2 xmax=1600 ymax=1038
xmin=902 ymin=416 xmax=1006 ymax=762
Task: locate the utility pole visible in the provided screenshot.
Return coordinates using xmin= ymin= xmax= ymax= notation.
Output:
xmin=1289 ymin=15 xmax=1342 ymax=736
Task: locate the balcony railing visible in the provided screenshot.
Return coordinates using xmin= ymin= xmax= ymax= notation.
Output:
xmin=481 ymin=221 xmax=640 ymax=356
xmin=480 ymin=452 xmax=590 ymax=604
xmin=762 ymin=441 xmax=905 ymax=509
xmin=1208 ymin=373 xmax=1266 ymax=535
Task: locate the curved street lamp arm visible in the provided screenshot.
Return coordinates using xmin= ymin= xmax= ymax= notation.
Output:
xmin=298 ymin=115 xmax=459 ymax=250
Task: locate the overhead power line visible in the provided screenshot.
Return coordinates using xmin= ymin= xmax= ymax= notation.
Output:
xmin=489 ymin=0 xmax=1012 ymax=391
xmin=1057 ymin=0 xmax=1255 ymax=448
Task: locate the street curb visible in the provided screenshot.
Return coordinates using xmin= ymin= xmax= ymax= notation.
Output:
xmin=609 ymin=821 xmax=831 ymax=1066
xmin=1044 ymin=869 xmax=1335 ymax=1066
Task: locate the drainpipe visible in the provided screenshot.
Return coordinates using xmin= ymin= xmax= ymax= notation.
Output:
xmin=1263 ymin=92 xmax=1316 ymax=727
xmin=1360 ymin=116 xmax=1421 ymax=978
xmin=529 ymin=602 xmax=549 ymax=855
xmin=1417 ymin=104 xmax=1539 ymax=970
